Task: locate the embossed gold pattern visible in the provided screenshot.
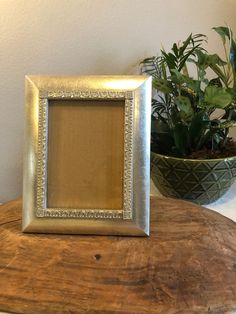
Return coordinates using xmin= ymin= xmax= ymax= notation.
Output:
xmin=36 ymin=90 xmax=133 ymax=220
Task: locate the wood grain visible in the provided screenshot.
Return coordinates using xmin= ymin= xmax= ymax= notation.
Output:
xmin=47 ymin=99 xmax=124 ymax=209
xmin=0 ymin=197 xmax=236 ymax=313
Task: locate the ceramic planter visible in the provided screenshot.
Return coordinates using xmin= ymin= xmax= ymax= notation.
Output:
xmin=151 ymin=151 xmax=236 ymax=205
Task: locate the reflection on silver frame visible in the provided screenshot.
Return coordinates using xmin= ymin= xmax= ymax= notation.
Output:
xmin=23 ymin=75 xmax=151 ymax=236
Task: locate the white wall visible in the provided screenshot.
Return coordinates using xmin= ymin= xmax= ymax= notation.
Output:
xmin=1 ymin=0 xmax=236 ymax=202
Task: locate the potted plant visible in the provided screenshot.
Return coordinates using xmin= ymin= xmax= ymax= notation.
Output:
xmin=141 ymin=26 xmax=236 ymax=204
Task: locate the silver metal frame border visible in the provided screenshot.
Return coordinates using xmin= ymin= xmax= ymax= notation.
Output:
xmin=22 ymin=76 xmax=151 ymax=236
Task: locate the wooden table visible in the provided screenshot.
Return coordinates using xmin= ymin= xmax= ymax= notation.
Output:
xmin=0 ymin=197 xmax=236 ymax=314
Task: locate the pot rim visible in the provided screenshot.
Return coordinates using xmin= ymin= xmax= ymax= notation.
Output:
xmin=151 ymin=151 xmax=236 ymax=163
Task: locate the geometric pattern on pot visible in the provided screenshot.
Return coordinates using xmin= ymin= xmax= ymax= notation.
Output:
xmin=151 ymin=152 xmax=236 ymax=205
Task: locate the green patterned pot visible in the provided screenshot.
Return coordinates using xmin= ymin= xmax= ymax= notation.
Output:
xmin=151 ymin=151 xmax=236 ymax=205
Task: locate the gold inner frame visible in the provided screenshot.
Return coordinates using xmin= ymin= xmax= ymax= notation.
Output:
xmin=36 ymin=90 xmax=133 ymax=220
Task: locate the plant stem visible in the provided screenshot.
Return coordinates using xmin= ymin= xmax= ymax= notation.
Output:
xmin=223 ymin=40 xmax=232 ymax=88
xmin=222 ymin=108 xmax=233 ymax=148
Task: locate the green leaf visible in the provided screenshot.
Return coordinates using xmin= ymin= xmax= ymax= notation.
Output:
xmin=207 ymin=53 xmax=227 ymax=66
xmin=229 ymin=28 xmax=236 ymax=72
xmin=204 ymin=86 xmax=233 ymax=108
xmin=153 ymin=78 xmax=172 ymax=93
xmin=213 ymin=26 xmax=236 ymax=73
xmin=195 ymin=50 xmax=208 ymax=67
xmin=151 ymin=118 xmax=168 ymax=133
xmin=223 ymin=108 xmax=236 ymax=120
xmin=151 ymin=118 xmax=174 ymax=154
xmin=226 ymin=88 xmax=236 ymax=102
xmin=161 ymin=50 xmax=177 ymax=71
xmin=172 ymin=43 xmax=179 ymax=57
xmin=179 ymin=34 xmax=193 ymax=55
xmin=211 ymin=120 xmax=236 ymax=129
xmin=140 ymin=56 xmax=162 ymax=78
xmin=170 ymin=69 xmax=182 ymax=81
xmin=213 ymin=26 xmax=230 ymax=44
xmin=173 ymin=124 xmax=190 ymax=155
xmin=197 ymin=51 xmax=226 ymax=68
xmin=209 ymin=63 xmax=226 ymax=84
xmin=179 ymin=44 xmax=202 ymax=71
xmin=182 ymin=63 xmax=190 ymax=77
xmin=189 ymin=111 xmax=209 ymax=147
xmin=192 ymin=33 xmax=207 ymax=44
xmin=212 ymin=132 xmax=222 ymax=150
xmin=175 ymin=96 xmax=194 ymax=121
xmin=170 ymin=69 xmax=199 ymax=94
xmin=208 ymin=78 xmax=223 ymax=87
xmin=196 ymin=130 xmax=212 ymax=150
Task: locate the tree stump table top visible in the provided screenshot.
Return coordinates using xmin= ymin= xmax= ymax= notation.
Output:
xmin=0 ymin=197 xmax=236 ymax=314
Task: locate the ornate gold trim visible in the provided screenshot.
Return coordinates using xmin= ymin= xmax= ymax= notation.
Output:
xmin=36 ymin=208 xmax=123 ymax=219
xmin=36 ymin=90 xmax=133 ymax=220
xmin=36 ymin=98 xmax=47 ymax=211
xmin=39 ymin=90 xmax=126 ymax=99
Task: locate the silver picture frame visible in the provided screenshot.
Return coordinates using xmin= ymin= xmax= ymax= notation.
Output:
xmin=22 ymin=75 xmax=151 ymax=236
